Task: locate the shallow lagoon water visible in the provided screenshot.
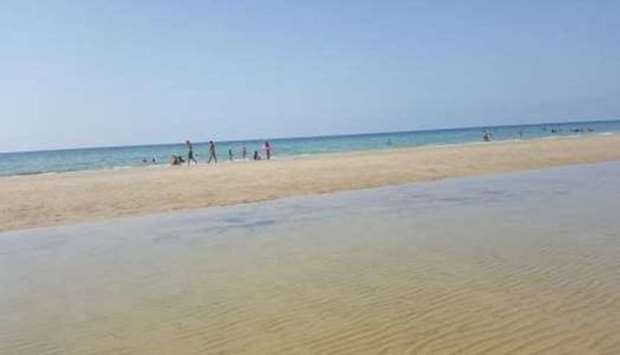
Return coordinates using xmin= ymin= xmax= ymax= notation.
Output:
xmin=1 ymin=163 xmax=619 ymax=354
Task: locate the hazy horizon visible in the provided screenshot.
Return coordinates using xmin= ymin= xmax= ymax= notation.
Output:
xmin=1 ymin=117 xmax=617 ymax=154
xmin=2 ymin=1 xmax=619 ymax=152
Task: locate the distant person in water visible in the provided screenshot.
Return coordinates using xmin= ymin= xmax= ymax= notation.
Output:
xmin=253 ymin=150 xmax=262 ymax=160
xmin=483 ymin=130 xmax=492 ymax=142
xmin=264 ymin=141 xmax=272 ymax=160
xmin=228 ymin=148 xmax=234 ymax=161
xmin=186 ymin=140 xmax=198 ymax=166
xmin=242 ymin=146 xmax=247 ymax=160
xmin=208 ymin=140 xmax=218 ymax=164
xmin=152 ymin=157 xmax=157 ymax=164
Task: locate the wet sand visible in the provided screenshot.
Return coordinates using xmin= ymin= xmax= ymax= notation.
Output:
xmin=1 ymin=162 xmax=619 ymax=354
xmin=2 ymin=134 xmax=620 ymax=232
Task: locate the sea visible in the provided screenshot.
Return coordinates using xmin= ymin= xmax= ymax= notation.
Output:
xmin=1 ymin=119 xmax=619 ymax=177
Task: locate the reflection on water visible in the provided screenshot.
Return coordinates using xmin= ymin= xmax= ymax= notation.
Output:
xmin=1 ymin=163 xmax=620 ymax=354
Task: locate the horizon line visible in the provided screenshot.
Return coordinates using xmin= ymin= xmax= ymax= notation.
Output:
xmin=2 ymin=117 xmax=618 ymax=155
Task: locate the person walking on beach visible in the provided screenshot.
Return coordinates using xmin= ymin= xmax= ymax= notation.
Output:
xmin=186 ymin=140 xmax=198 ymax=165
xmin=208 ymin=140 xmax=218 ymax=164
xmin=228 ymin=148 xmax=234 ymax=161
xmin=264 ymin=141 xmax=272 ymax=160
xmin=242 ymin=146 xmax=247 ymax=160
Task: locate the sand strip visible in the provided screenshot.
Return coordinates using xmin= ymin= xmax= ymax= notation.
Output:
xmin=1 ymin=135 xmax=620 ymax=232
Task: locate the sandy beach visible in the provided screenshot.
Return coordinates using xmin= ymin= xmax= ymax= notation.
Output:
xmin=5 ymin=2 xmax=619 ymax=353
xmin=2 ymin=162 xmax=619 ymax=354
xmin=2 ymin=134 xmax=620 ymax=232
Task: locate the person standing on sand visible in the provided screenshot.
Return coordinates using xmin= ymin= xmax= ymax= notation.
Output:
xmin=228 ymin=148 xmax=234 ymax=161
xmin=208 ymin=140 xmax=218 ymax=164
xmin=242 ymin=146 xmax=247 ymax=160
xmin=264 ymin=141 xmax=272 ymax=160
xmin=186 ymin=140 xmax=198 ymax=165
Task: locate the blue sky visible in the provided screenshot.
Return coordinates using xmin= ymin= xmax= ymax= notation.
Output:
xmin=1 ymin=1 xmax=619 ymax=152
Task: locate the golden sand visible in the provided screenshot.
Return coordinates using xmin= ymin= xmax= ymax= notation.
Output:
xmin=1 ymin=134 xmax=620 ymax=232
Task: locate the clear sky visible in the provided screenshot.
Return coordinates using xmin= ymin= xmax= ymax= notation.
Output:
xmin=1 ymin=1 xmax=619 ymax=152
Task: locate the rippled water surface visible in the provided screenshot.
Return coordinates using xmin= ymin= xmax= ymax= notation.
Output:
xmin=1 ymin=163 xmax=619 ymax=354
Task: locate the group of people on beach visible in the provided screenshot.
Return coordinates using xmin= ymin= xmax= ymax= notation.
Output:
xmin=170 ymin=140 xmax=272 ymax=166
xmin=152 ymin=125 xmax=600 ymax=166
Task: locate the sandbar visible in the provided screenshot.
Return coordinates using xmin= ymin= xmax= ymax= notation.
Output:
xmin=1 ymin=135 xmax=620 ymax=232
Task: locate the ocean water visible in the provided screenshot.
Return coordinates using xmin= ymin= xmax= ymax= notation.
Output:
xmin=1 ymin=119 xmax=619 ymax=177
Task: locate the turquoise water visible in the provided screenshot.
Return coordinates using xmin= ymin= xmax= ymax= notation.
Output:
xmin=1 ymin=119 xmax=619 ymax=177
